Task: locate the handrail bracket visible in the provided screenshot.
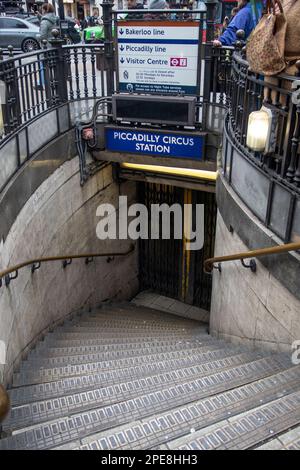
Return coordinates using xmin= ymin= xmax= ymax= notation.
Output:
xmin=241 ymin=259 xmax=257 ymax=272
xmin=5 ymin=270 xmax=19 ymax=287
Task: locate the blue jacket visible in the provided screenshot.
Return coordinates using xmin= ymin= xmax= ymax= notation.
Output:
xmin=219 ymin=4 xmax=255 ymax=46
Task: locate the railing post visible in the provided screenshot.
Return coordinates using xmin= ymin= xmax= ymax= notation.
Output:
xmin=48 ymin=29 xmax=69 ymax=105
xmin=101 ymin=0 xmax=115 ymax=97
xmin=0 ymin=48 xmax=4 ymax=138
xmin=202 ymin=0 xmax=218 ymax=128
xmin=0 ymin=47 xmax=21 ymax=136
xmin=205 ymin=0 xmax=218 ymax=43
xmin=284 ymin=62 xmax=300 ymax=185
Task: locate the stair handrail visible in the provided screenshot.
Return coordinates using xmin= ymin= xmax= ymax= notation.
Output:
xmin=204 ymin=241 xmax=300 ymax=273
xmin=0 ymin=245 xmax=135 ymax=287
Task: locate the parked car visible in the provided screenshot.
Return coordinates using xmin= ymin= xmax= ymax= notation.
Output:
xmin=18 ymin=14 xmax=40 ymax=27
xmin=0 ymin=16 xmax=40 ymax=52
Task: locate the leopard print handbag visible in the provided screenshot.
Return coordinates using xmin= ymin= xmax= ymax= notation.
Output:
xmin=246 ymin=0 xmax=288 ymax=76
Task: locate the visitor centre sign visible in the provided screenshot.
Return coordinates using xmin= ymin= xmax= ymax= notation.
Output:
xmin=116 ymin=21 xmax=199 ymax=95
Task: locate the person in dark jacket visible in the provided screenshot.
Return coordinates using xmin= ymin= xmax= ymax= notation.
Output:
xmin=127 ymin=0 xmax=144 ymax=19
xmin=213 ymin=0 xmax=255 ymax=46
xmin=35 ymin=4 xmax=58 ymax=90
xmin=144 ymin=0 xmax=168 ymax=19
xmin=39 ymin=3 xmax=59 ymax=43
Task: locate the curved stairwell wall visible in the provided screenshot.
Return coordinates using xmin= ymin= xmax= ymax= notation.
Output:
xmin=0 ymin=159 xmax=139 ymax=386
xmin=210 ymin=175 xmax=300 ymax=353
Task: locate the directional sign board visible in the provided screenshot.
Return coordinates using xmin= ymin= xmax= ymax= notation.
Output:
xmin=105 ymin=127 xmax=205 ymax=160
xmin=117 ymin=21 xmax=199 ymax=95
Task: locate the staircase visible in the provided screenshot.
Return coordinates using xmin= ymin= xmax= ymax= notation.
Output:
xmin=0 ymin=300 xmax=300 ymax=450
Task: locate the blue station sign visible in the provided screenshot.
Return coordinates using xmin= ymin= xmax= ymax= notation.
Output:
xmin=105 ymin=128 xmax=205 ymax=160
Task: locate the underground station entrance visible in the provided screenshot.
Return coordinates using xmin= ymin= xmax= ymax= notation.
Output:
xmin=75 ymin=7 xmax=220 ymax=309
xmin=2 ymin=2 xmax=300 ymax=453
xmin=77 ymin=96 xmax=217 ymax=309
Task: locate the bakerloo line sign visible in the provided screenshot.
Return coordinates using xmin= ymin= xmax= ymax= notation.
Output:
xmin=116 ymin=20 xmax=200 ymax=95
xmin=108 ymin=20 xmax=203 ymax=160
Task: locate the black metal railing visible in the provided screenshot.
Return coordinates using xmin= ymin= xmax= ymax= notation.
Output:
xmin=0 ymin=39 xmax=110 ymax=138
xmin=0 ymin=4 xmax=229 ymax=194
xmin=226 ymin=44 xmax=300 ymax=193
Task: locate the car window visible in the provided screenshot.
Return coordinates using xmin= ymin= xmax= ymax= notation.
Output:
xmin=0 ymin=18 xmax=28 ymax=29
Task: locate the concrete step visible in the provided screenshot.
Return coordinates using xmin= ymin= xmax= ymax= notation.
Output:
xmin=69 ymin=310 xmax=202 ymax=326
xmin=131 ymin=292 xmax=210 ymax=323
xmin=255 ymin=424 xmax=300 ymax=450
xmin=13 ymin=343 xmax=264 ymax=388
xmin=29 ymin=337 xmax=215 ymax=360
xmin=9 ymin=345 xmax=247 ymax=406
xmin=41 ymin=328 xmax=206 ymax=342
xmin=62 ymin=321 xmax=197 ymax=331
xmin=162 ymin=389 xmax=300 ymax=450
xmin=5 ymin=351 xmax=269 ymax=431
xmin=22 ymin=341 xmax=234 ymax=370
xmin=1 ymin=300 xmax=299 ymax=450
xmin=81 ymin=303 xmax=204 ymax=324
xmin=64 ymin=322 xmax=199 ymax=333
xmin=0 ymin=362 xmax=298 ymax=450
xmin=75 ymin=366 xmax=300 ymax=450
xmin=35 ymin=330 xmax=209 ymax=350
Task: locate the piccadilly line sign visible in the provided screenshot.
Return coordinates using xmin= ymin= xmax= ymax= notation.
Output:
xmin=116 ymin=21 xmax=199 ymax=95
xmin=105 ymin=127 xmax=205 ymax=160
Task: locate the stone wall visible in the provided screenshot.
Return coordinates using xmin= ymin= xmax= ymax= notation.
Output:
xmin=0 ymin=160 xmax=139 ymax=385
xmin=210 ymin=211 xmax=300 ymax=353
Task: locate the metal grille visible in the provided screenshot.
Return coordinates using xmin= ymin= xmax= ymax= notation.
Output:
xmin=138 ymin=182 xmax=216 ymax=309
xmin=138 ymin=183 xmax=183 ymax=299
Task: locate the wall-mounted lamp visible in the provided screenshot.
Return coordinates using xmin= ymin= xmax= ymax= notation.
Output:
xmin=246 ymin=106 xmax=277 ymax=153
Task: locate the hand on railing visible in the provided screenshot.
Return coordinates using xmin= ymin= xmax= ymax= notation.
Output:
xmin=213 ymin=40 xmax=222 ymax=48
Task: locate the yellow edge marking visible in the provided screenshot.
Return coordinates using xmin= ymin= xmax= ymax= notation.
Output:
xmin=121 ymin=163 xmax=217 ymax=181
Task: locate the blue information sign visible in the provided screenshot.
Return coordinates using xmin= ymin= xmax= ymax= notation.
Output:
xmin=105 ymin=128 xmax=204 ymax=160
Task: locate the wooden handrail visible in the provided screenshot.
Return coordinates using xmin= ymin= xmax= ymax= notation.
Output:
xmin=204 ymin=241 xmax=300 ymax=273
xmin=0 ymin=245 xmax=135 ymax=282
xmin=0 ymin=385 xmax=10 ymax=423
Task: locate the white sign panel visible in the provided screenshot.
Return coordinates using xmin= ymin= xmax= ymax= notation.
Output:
xmin=117 ymin=21 xmax=199 ymax=95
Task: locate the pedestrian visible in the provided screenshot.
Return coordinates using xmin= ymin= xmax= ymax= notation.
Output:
xmin=127 ymin=0 xmax=144 ymax=19
xmin=144 ymin=0 xmax=168 ymax=19
xmin=39 ymin=3 xmax=59 ymax=44
xmin=213 ymin=0 xmax=255 ymax=47
xmin=262 ymin=0 xmax=300 ymax=104
xmin=35 ymin=3 xmax=58 ymax=90
xmin=276 ymin=0 xmax=300 ymax=76
xmin=80 ymin=17 xmax=88 ymax=30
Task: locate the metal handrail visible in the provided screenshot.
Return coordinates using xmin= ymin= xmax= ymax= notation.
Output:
xmin=0 ymin=245 xmax=135 ymax=286
xmin=204 ymin=241 xmax=300 ymax=273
